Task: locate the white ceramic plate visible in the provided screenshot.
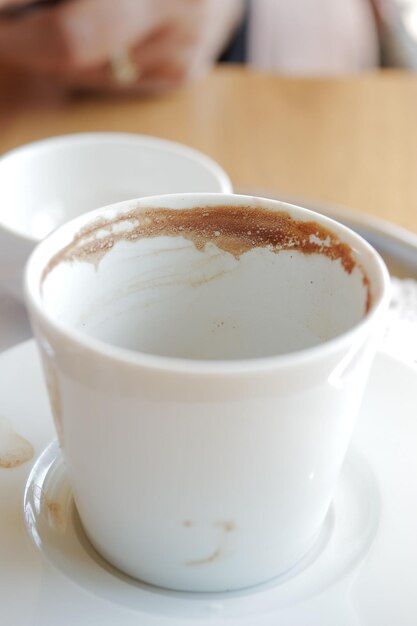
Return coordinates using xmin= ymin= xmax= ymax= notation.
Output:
xmin=1 ymin=340 xmax=417 ymax=625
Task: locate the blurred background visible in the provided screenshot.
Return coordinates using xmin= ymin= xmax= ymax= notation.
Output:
xmin=0 ymin=0 xmax=417 ymax=99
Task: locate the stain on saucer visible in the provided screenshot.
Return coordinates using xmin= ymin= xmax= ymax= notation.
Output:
xmin=0 ymin=416 xmax=34 ymax=468
xmin=184 ymin=519 xmax=237 ymax=566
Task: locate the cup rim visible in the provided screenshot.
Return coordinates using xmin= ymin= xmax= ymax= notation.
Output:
xmin=0 ymin=132 xmax=233 ymax=245
xmin=24 ymin=193 xmax=391 ymax=375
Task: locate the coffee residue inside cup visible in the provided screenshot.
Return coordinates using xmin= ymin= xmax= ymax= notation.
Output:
xmin=42 ymin=205 xmax=371 ymax=310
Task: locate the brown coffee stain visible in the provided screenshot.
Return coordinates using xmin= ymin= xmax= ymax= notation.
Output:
xmin=0 ymin=416 xmax=34 ymax=468
xmin=43 ymin=497 xmax=67 ymax=532
xmin=363 ymin=273 xmax=372 ymax=314
xmin=41 ymin=205 xmax=369 ymax=301
xmin=213 ymin=520 xmax=236 ymax=533
xmin=186 ymin=548 xmax=223 ymax=567
xmin=184 ymin=519 xmax=236 ymax=566
xmin=32 ymin=484 xmax=68 ymax=532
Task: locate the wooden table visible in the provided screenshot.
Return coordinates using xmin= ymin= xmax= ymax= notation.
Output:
xmin=2 ymin=65 xmax=417 ymax=233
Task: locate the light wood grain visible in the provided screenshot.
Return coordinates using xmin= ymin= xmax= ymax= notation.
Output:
xmin=1 ymin=65 xmax=417 ymax=232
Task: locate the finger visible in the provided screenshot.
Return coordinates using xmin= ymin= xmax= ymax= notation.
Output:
xmin=58 ymin=23 xmax=203 ymax=94
xmin=65 ymin=67 xmax=191 ymax=97
xmin=0 ymin=0 xmax=170 ymax=72
xmin=54 ymin=0 xmax=167 ymax=63
xmin=122 ymin=23 xmax=200 ymax=81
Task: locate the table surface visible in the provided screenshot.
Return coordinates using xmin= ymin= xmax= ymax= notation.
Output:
xmin=1 ymin=65 xmax=417 ymax=233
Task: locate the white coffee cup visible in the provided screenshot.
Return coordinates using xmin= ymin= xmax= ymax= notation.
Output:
xmin=0 ymin=133 xmax=232 ymax=298
xmin=25 ymin=193 xmax=390 ymax=592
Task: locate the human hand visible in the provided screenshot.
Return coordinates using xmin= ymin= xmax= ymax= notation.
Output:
xmin=0 ymin=0 xmax=244 ymax=93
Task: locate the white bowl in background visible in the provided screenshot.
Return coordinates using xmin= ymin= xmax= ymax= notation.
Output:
xmin=0 ymin=132 xmax=232 ymax=298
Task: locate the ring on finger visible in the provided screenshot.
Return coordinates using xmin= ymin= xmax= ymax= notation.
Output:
xmin=109 ymin=49 xmax=141 ymax=86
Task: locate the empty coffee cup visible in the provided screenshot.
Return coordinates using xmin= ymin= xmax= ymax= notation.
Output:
xmin=25 ymin=193 xmax=390 ymax=592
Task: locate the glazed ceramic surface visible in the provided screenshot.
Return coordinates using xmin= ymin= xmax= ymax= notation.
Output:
xmin=24 ymin=193 xmax=389 ymax=591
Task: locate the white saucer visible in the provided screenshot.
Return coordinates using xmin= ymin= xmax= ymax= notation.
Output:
xmin=1 ymin=340 xmax=417 ymax=625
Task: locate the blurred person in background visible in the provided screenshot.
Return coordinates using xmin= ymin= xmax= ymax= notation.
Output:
xmin=231 ymin=0 xmax=417 ymax=74
xmin=0 ymin=0 xmax=415 ymax=95
xmin=247 ymin=0 xmax=380 ymax=74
